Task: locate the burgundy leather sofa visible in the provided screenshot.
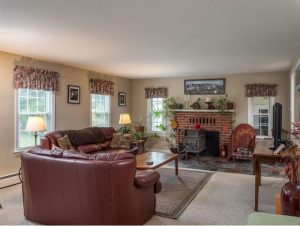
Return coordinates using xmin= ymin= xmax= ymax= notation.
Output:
xmin=21 ymin=149 xmax=162 ymax=225
xmin=40 ymin=127 xmax=138 ymax=155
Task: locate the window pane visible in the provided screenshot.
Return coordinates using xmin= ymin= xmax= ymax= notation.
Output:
xmin=38 ymin=97 xmax=46 ymax=112
xmin=28 ymin=98 xmax=38 ymax=112
xmin=91 ymin=94 xmax=109 ymax=127
xmin=29 ymin=89 xmax=37 ymax=97
xmin=17 ymin=89 xmax=53 ymax=149
xmin=19 ymin=97 xmax=27 ymax=113
xmin=150 ymin=98 xmax=164 ymax=132
xmin=252 ymin=97 xmax=271 ymax=137
xmin=19 ymin=89 xmax=27 ymax=97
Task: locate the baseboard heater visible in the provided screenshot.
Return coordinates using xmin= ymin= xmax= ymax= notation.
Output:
xmin=0 ymin=172 xmax=20 ymax=189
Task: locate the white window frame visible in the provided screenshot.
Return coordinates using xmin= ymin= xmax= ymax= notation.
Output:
xmin=15 ymin=89 xmax=55 ymax=152
xmin=248 ymin=96 xmax=275 ymax=138
xmin=90 ymin=94 xmax=111 ymax=127
xmin=147 ymin=98 xmax=165 ymax=134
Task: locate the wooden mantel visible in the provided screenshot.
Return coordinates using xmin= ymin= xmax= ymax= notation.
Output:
xmin=174 ymin=109 xmax=235 ymax=113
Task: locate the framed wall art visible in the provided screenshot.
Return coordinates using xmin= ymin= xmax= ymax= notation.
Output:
xmin=184 ymin=79 xmax=225 ymax=95
xmin=68 ymin=85 xmax=80 ymax=104
xmin=118 ymin=92 xmax=126 ymax=106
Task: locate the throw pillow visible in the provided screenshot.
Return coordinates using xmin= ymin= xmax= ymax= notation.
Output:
xmin=100 ymin=140 xmax=111 ymax=149
xmin=57 ymin=134 xmax=75 ymax=150
xmin=110 ymin=133 xmax=132 ymax=149
xmin=77 ymin=144 xmax=102 ymax=154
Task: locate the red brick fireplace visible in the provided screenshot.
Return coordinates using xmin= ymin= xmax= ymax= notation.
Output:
xmin=174 ymin=109 xmax=234 ymax=156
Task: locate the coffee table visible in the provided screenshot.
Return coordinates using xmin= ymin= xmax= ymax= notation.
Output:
xmin=136 ymin=151 xmax=179 ymax=175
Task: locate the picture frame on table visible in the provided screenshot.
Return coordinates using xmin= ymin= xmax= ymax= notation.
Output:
xmin=68 ymin=85 xmax=80 ymax=104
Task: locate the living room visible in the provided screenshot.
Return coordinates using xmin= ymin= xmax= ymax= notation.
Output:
xmin=0 ymin=0 xmax=300 ymax=225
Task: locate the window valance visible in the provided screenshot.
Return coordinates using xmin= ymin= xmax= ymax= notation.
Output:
xmin=145 ymin=87 xmax=168 ymax=98
xmin=245 ymin=84 xmax=277 ymax=97
xmin=89 ymin=79 xmax=114 ymax=96
xmin=13 ymin=65 xmax=60 ymax=91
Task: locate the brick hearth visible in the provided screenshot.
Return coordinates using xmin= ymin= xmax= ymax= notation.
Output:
xmin=175 ymin=109 xmax=234 ymax=156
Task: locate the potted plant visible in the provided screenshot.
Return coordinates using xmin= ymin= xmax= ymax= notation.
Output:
xmin=217 ymin=94 xmax=229 ymax=112
xmin=155 ymin=98 xmax=178 ymax=153
xmin=131 ymin=131 xmax=144 ymax=141
xmin=281 ymin=141 xmax=300 ymax=216
xmin=134 ymin=109 xmax=163 ymax=133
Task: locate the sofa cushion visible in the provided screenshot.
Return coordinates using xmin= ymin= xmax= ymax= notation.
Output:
xmin=100 ymin=140 xmax=111 ymax=149
xmin=77 ymin=144 xmax=102 ymax=154
xmin=110 ymin=133 xmax=132 ymax=149
xmin=62 ymin=150 xmax=90 ymax=160
xmin=30 ymin=147 xmax=63 ymax=158
xmin=57 ymin=135 xmax=74 ymax=150
xmin=62 ymin=150 xmax=134 ymax=162
xmin=89 ymin=152 xmax=134 ymax=161
xmin=44 ymin=127 xmax=117 ymax=148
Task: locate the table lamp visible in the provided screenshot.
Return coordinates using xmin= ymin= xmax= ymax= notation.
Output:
xmin=119 ymin=113 xmax=131 ymax=133
xmin=25 ymin=116 xmax=47 ymax=146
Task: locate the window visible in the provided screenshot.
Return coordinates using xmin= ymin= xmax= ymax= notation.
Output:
xmin=147 ymin=98 xmax=164 ymax=132
xmin=90 ymin=94 xmax=110 ymax=127
xmin=248 ymin=96 xmax=274 ymax=138
xmin=17 ymin=89 xmax=54 ymax=150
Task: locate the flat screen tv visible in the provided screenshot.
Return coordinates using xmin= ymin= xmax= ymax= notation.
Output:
xmin=272 ymin=103 xmax=282 ymax=148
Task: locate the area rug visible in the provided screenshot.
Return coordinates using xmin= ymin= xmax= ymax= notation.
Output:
xmin=155 ymin=168 xmax=213 ymax=219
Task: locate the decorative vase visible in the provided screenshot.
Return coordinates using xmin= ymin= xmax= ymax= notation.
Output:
xmin=281 ymin=182 xmax=300 ymax=216
xmin=135 ymin=126 xmax=144 ymax=133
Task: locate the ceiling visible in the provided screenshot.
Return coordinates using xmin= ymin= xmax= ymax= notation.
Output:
xmin=1 ymin=0 xmax=300 ymax=79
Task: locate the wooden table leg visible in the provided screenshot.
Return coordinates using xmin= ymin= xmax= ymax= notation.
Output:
xmin=255 ymin=157 xmax=260 ymax=211
xmin=175 ymin=156 xmax=178 ymax=175
xmin=258 ymin=161 xmax=261 ymax=186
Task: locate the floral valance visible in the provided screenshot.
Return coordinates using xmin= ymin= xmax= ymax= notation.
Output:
xmin=145 ymin=87 xmax=168 ymax=98
xmin=14 ymin=65 xmax=60 ymax=91
xmin=245 ymin=84 xmax=277 ymax=97
xmin=89 ymin=79 xmax=114 ymax=96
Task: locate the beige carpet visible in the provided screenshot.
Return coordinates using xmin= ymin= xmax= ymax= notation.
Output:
xmin=156 ymin=168 xmax=212 ymax=218
xmin=0 ymin=170 xmax=285 ymax=225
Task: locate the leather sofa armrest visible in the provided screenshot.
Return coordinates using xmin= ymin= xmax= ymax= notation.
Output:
xmin=134 ymin=169 xmax=161 ymax=192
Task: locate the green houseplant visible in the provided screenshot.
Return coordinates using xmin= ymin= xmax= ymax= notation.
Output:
xmin=134 ymin=109 xmax=163 ymax=132
xmin=155 ymin=98 xmax=178 ymax=152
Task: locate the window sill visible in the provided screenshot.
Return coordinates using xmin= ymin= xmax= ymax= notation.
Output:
xmin=144 ymin=131 xmax=166 ymax=137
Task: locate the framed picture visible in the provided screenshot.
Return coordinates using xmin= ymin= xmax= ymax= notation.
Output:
xmin=68 ymin=85 xmax=80 ymax=104
xmin=184 ymin=79 xmax=225 ymax=95
xmin=118 ymin=92 xmax=126 ymax=106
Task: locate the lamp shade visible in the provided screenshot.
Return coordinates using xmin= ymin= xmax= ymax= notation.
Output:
xmin=119 ymin=113 xmax=131 ymax=125
xmin=25 ymin=116 xmax=47 ymax=132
